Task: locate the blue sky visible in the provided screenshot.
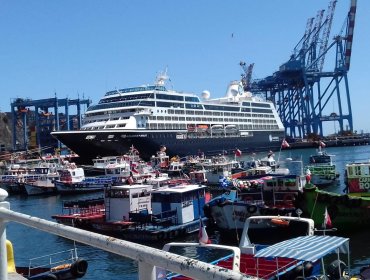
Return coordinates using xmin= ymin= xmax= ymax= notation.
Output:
xmin=0 ymin=0 xmax=369 ymax=133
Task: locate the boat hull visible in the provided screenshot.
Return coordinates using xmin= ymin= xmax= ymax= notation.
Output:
xmin=24 ymin=183 xmax=56 ymax=196
xmin=299 ymin=184 xmax=370 ymax=232
xmin=51 ymin=130 xmax=285 ymax=163
xmin=54 ymin=181 xmax=106 ymax=194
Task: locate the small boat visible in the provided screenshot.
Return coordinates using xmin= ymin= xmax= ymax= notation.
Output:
xmin=7 ymin=239 xmax=88 ymax=280
xmin=305 ymin=146 xmax=339 ymax=188
xmin=54 ymin=164 xmax=111 ymax=195
xmin=120 ymin=183 xmax=208 ymax=242
xmin=298 ymin=182 xmax=370 ymax=232
xmin=53 ymin=182 xmax=209 ymax=242
xmin=204 ymin=174 xmax=305 ymax=232
xmin=200 ymin=155 xmax=240 ymax=185
xmin=159 ymin=216 xmax=361 ymax=280
xmin=344 ymin=160 xmax=370 ymax=197
xmin=51 ymin=197 xmax=105 ymax=228
xmin=24 ymin=166 xmax=60 ymax=196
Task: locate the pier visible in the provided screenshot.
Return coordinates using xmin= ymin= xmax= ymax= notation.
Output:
xmin=0 ymin=189 xmax=255 ymax=280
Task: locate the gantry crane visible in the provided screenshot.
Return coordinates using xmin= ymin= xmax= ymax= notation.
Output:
xmin=240 ymin=61 xmax=255 ymax=91
xmin=249 ymin=0 xmax=357 ymax=139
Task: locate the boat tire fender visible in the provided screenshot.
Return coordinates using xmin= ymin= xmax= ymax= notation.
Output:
xmin=246 ymin=205 xmax=257 ymax=214
xmin=70 ymin=258 xmax=88 ymax=278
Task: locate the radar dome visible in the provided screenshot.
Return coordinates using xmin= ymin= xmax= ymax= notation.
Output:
xmin=202 ymin=90 xmax=211 ymax=99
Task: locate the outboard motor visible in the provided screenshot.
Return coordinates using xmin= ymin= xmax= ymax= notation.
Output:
xmin=327 ymin=260 xmax=347 ymax=279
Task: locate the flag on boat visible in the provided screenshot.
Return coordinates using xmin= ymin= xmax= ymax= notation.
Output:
xmin=323 ymin=207 xmax=332 ymax=228
xmin=198 ymin=219 xmax=211 ymax=245
xmin=319 ymin=141 xmax=326 ymax=148
xmin=235 ymin=148 xmax=242 ymax=157
xmin=281 ymin=139 xmax=290 ymax=148
xmin=130 ymin=145 xmax=139 ymax=154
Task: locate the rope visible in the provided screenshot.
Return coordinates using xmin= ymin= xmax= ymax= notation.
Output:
xmin=310 ymin=191 xmax=319 ymax=219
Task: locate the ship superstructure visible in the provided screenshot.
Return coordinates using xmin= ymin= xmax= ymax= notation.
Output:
xmin=51 ymin=72 xmax=285 ymax=162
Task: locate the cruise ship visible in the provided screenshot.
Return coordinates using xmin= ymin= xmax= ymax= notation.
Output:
xmin=51 ymin=72 xmax=285 ymax=162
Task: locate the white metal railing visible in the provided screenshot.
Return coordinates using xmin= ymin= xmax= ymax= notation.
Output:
xmin=0 ymin=189 xmax=256 ymax=280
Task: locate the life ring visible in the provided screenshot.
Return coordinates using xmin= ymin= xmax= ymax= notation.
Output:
xmin=70 ymin=258 xmax=88 ymax=278
xmin=271 ymin=218 xmax=290 ymax=227
xmin=246 ymin=205 xmax=257 ymax=214
xmin=51 ymin=263 xmax=71 ymax=272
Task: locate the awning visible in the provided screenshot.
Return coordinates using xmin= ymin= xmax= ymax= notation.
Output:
xmin=255 ymin=235 xmax=349 ymax=262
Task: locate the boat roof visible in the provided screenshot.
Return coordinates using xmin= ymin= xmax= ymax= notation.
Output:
xmin=110 ymin=184 xmax=153 ymax=190
xmin=255 ymin=235 xmax=349 ymax=262
xmin=151 ymin=184 xmax=205 ymax=193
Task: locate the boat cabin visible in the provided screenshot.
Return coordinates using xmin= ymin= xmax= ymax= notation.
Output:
xmin=104 ymin=184 xmax=153 ymax=222
xmin=151 ymin=184 xmax=206 ymax=224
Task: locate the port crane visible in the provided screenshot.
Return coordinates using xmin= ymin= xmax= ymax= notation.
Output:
xmin=249 ymin=0 xmax=357 ymax=138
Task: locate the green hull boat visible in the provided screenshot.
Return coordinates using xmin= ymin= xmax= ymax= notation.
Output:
xmin=299 ymin=183 xmax=370 ymax=232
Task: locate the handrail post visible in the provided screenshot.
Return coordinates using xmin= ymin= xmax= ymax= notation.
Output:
xmin=138 ymin=261 xmax=156 ymax=280
xmin=0 ymin=189 xmax=10 ymax=280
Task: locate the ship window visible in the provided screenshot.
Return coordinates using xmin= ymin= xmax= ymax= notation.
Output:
xmin=156 ymin=93 xmax=184 ymax=101
xmin=107 ymin=135 xmax=114 ymax=139
xmin=86 ymin=135 xmax=96 ymax=140
xmin=251 ymin=102 xmax=271 ymax=108
xmin=252 ymin=108 xmax=273 ymax=113
xmin=185 ymin=96 xmax=200 ymax=102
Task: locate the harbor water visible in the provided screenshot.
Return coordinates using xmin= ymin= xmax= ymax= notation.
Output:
xmin=4 ymin=145 xmax=370 ymax=279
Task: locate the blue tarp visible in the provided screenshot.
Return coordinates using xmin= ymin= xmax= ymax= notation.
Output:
xmin=255 ymin=235 xmax=349 ymax=262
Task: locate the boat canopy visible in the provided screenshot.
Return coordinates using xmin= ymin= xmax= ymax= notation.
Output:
xmin=255 ymin=235 xmax=349 ymax=262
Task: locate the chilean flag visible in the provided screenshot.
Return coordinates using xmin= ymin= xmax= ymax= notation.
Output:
xmin=323 ymin=207 xmax=332 ymax=228
xmin=319 ymin=141 xmax=326 ymax=148
xmin=281 ymin=139 xmax=290 ymax=148
xmin=198 ymin=219 xmax=211 ymax=245
xmin=235 ymin=149 xmax=242 ymax=157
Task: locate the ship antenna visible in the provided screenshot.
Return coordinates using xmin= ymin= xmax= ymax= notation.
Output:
xmin=155 ymin=67 xmax=169 ymax=86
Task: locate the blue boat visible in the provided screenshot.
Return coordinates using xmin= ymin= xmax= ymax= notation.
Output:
xmin=120 ymin=183 xmax=208 ymax=242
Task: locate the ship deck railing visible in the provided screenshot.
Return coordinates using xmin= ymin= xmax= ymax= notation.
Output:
xmin=0 ymin=189 xmax=254 ymax=280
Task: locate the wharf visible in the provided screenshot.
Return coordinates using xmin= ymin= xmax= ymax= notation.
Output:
xmin=288 ymin=135 xmax=370 ymax=149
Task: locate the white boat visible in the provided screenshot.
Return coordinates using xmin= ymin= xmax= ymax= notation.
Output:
xmin=204 ymin=174 xmax=306 ymax=231
xmin=51 ymin=71 xmax=285 ymax=163
xmin=54 ymin=165 xmax=110 ymax=194
xmin=24 ymin=166 xmax=60 ymax=196
xmin=200 ymin=155 xmax=240 ymax=185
